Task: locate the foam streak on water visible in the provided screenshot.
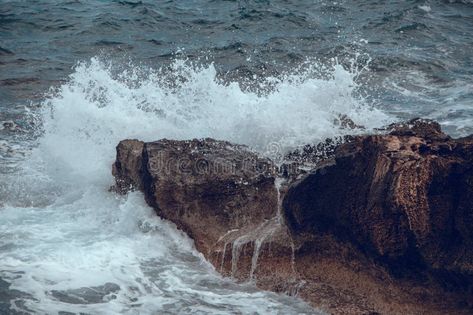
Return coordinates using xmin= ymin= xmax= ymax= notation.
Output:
xmin=0 ymin=57 xmax=391 ymax=314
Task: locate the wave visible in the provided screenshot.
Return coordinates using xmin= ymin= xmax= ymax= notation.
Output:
xmin=0 ymin=56 xmax=391 ymax=314
xmin=36 ymin=57 xmax=391 ymax=184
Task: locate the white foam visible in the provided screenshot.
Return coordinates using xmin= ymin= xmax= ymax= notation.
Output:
xmin=37 ymin=57 xmax=391 ymax=182
xmin=0 ymin=56 xmax=392 ymax=314
xmin=419 ymin=5 xmax=431 ymax=12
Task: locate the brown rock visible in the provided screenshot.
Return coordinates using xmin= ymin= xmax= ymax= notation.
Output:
xmin=112 ymin=120 xmax=473 ymax=314
xmin=112 ymin=138 xmax=304 ymax=306
xmin=281 ymin=136 xmax=353 ymax=180
xmin=112 ymin=139 xmax=145 ymax=193
xmin=283 ymin=118 xmax=473 ymax=313
xmin=112 ymin=138 xmax=279 ymax=257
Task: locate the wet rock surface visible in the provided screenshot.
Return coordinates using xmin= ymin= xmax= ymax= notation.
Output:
xmin=113 ymin=138 xmax=278 ymax=257
xmin=284 ymin=119 xmax=473 ymax=314
xmin=284 ymin=119 xmax=473 ymax=278
xmin=113 ymin=120 xmax=473 ymax=315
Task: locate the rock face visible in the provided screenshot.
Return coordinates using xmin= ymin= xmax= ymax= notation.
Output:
xmin=284 ymin=119 xmax=473 ymax=279
xmin=113 ymin=138 xmax=301 ymax=298
xmin=283 ymin=119 xmax=473 ymax=314
xmin=112 ymin=120 xmax=473 ymax=315
xmin=112 ymin=138 xmax=279 ymax=257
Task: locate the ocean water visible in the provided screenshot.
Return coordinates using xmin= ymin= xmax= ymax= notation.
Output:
xmin=0 ymin=1 xmax=472 ymax=314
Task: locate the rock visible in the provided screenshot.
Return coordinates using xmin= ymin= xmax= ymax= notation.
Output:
xmin=112 ymin=120 xmax=473 ymax=315
xmin=112 ymin=138 xmax=279 ymax=256
xmin=336 ymin=114 xmax=366 ymax=130
xmin=283 ymin=118 xmax=473 ymax=312
xmin=281 ymin=136 xmax=353 ymax=180
xmin=112 ymin=138 xmax=302 ymax=305
xmin=112 ymin=139 xmax=145 ymax=193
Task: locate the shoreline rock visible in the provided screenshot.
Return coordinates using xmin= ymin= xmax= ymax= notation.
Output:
xmin=112 ymin=120 xmax=473 ymax=314
xmin=113 ymin=138 xmax=279 ymax=258
xmin=284 ymin=119 xmax=473 ymax=278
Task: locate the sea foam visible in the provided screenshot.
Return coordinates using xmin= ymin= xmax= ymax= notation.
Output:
xmin=0 ymin=57 xmax=391 ymax=314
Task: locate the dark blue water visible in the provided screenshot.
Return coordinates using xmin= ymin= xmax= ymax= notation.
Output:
xmin=0 ymin=1 xmax=472 ymax=314
xmin=2 ymin=0 xmax=473 ymax=134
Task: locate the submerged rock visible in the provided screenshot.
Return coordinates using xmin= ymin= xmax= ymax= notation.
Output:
xmin=112 ymin=120 xmax=473 ymax=315
xmin=49 ymin=283 xmax=120 ymax=304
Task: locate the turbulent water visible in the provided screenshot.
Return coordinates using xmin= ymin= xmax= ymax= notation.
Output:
xmin=0 ymin=1 xmax=472 ymax=314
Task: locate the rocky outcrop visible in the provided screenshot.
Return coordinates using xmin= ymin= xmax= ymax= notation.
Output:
xmin=112 ymin=138 xmax=305 ymax=297
xmin=284 ymin=119 xmax=473 ymax=278
xmin=113 ymin=138 xmax=279 ymax=257
xmin=112 ymin=119 xmax=473 ymax=315
xmin=283 ymin=119 xmax=473 ymax=313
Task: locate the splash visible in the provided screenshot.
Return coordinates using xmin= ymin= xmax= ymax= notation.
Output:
xmin=0 ymin=56 xmax=391 ymax=314
xmin=36 ymin=57 xmax=391 ymax=184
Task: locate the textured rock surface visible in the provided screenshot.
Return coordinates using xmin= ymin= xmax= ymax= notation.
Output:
xmin=284 ymin=119 xmax=473 ymax=313
xmin=284 ymin=119 xmax=473 ymax=277
xmin=112 ymin=121 xmax=473 ymax=314
xmin=113 ymin=138 xmax=279 ymax=257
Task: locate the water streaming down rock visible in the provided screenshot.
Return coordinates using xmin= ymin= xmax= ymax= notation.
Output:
xmin=230 ymin=177 xmax=289 ymax=281
xmin=275 ymin=177 xmax=285 ymax=223
xmin=224 ymin=175 xmax=298 ymax=284
xmin=219 ymin=242 xmax=228 ymax=273
xmin=249 ymin=238 xmax=264 ymax=280
xmin=230 ymin=235 xmax=244 ymax=279
xmin=235 ymin=216 xmax=282 ymax=281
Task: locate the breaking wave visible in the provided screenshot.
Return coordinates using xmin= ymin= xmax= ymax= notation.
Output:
xmin=0 ymin=57 xmax=391 ymax=314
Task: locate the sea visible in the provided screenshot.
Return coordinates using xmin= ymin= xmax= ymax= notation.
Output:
xmin=0 ymin=0 xmax=472 ymax=314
